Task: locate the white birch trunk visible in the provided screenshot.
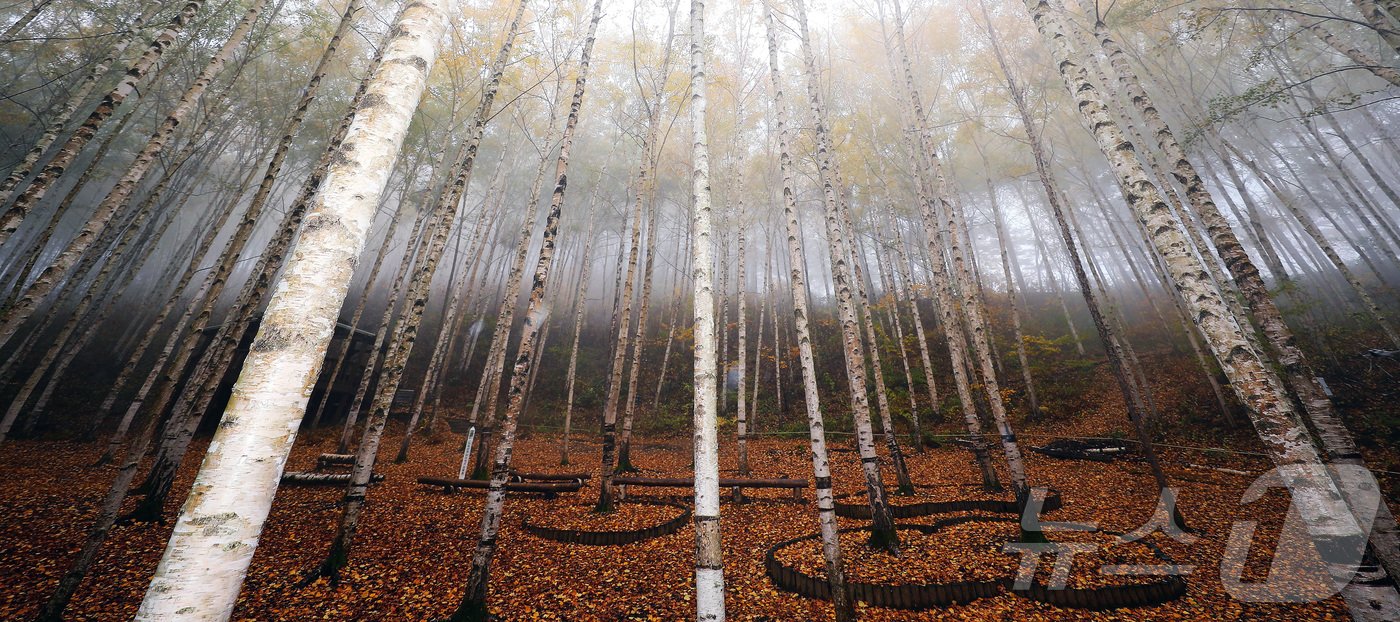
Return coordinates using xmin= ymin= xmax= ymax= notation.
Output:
xmin=451 ymin=3 xmax=602 ymax=617
xmin=689 ymin=1 xmax=726 ymax=619
xmin=1024 ymin=0 xmax=1366 ymax=561
xmin=760 ymin=2 xmax=851 ymax=615
xmin=134 ymin=1 xmax=444 ymax=615
xmin=793 ymin=0 xmax=900 ymax=551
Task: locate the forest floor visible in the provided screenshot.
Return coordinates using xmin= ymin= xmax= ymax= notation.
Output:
xmin=2 ymin=388 xmax=1395 ymax=622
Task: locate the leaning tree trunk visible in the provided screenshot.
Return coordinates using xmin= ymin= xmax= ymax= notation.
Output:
xmin=760 ymin=1 xmax=853 ymax=615
xmin=0 ymin=0 xmax=264 ymax=350
xmin=2 ymin=3 xmax=273 ymax=448
xmin=306 ymin=146 xmax=429 ymax=430
xmin=305 ymin=0 xmax=527 ymax=587
xmin=0 ymin=0 xmax=203 ymax=246
xmin=450 ymin=2 xmax=602 ymax=618
xmin=133 ymin=0 xmax=445 ymax=616
xmin=0 ymin=79 xmax=148 ymax=307
xmin=0 ymin=1 xmax=160 ymax=206
xmin=594 ymin=114 xmax=651 ymax=512
xmin=336 ymin=196 xmax=437 ymax=453
xmin=396 ymin=163 xmax=507 ymax=463
xmin=980 ymin=158 xmax=1040 ymax=420
xmin=688 ymin=1 xmax=727 ymax=617
xmin=794 ymin=0 xmax=899 ymax=552
xmin=1024 ymin=0 xmax=1366 ymax=567
xmin=1351 ymin=0 xmax=1400 ymax=55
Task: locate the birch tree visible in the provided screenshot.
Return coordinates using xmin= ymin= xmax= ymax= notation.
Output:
xmin=1023 ymin=0 xmax=1367 ymax=571
xmin=304 ymin=0 xmax=530 ymax=584
xmin=688 ymin=0 xmax=727 ymax=616
xmin=450 ymin=1 xmax=602 ymax=618
xmin=133 ymin=0 xmax=446 ymax=615
xmin=792 ymin=0 xmax=900 ymax=550
xmin=761 ymin=1 xmax=852 ymax=614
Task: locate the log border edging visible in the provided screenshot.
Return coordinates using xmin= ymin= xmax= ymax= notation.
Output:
xmin=764 ymin=522 xmax=1007 ymax=609
xmin=765 ymin=515 xmax=1186 ymax=611
xmin=521 ymin=500 xmax=692 ymax=546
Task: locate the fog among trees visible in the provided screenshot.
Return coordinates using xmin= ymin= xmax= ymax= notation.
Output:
xmin=1 ymin=0 xmax=1399 ymax=619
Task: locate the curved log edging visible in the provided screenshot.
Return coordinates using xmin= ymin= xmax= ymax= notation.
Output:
xmin=765 ymin=522 xmax=1007 ymax=609
xmin=522 ymin=500 xmax=691 ymax=546
xmin=766 ymin=516 xmax=1186 ymax=611
xmin=832 ymin=489 xmax=1063 ymax=519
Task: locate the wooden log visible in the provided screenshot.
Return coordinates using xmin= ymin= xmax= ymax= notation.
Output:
xmin=281 ymin=471 xmax=383 ymax=486
xmin=315 ymin=453 xmax=355 ymax=470
xmin=510 ymin=470 xmax=591 ymax=481
xmin=416 ymin=477 xmax=584 ymax=494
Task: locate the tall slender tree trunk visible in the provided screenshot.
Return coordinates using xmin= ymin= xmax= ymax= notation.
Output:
xmin=595 ymin=95 xmax=657 ymax=510
xmin=731 ymin=169 xmax=750 ymax=480
xmin=793 ymin=0 xmax=900 ymax=552
xmin=451 ymin=3 xmax=601 ymax=618
xmin=982 ymin=166 xmax=1040 ymax=420
xmin=761 ymin=3 xmax=852 ymax=615
xmin=981 ymin=0 xmax=1176 ymax=505
xmin=397 ymin=154 xmax=508 ymax=462
xmin=469 ymin=76 xmax=570 ymax=481
xmin=561 ymin=179 xmax=602 ymax=465
xmin=133 ymin=1 xmax=445 ymax=615
xmin=307 ymin=0 xmax=528 ymax=584
xmin=842 ymin=207 xmax=914 ymax=494
xmin=688 ymin=1 xmax=727 ymax=617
